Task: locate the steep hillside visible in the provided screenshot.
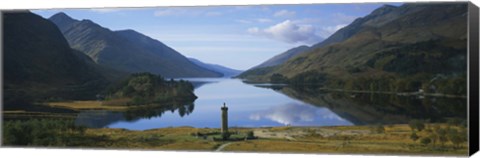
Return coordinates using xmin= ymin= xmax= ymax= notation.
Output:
xmin=49 ymin=13 xmax=222 ymax=78
xmin=3 ymin=11 xmax=111 ymax=106
xmin=251 ymin=45 xmax=311 ymax=69
xmin=239 ymin=3 xmax=468 ymax=95
xmin=188 ymin=58 xmax=242 ymax=77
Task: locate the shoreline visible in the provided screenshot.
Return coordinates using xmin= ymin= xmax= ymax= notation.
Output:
xmin=241 ymin=80 xmax=466 ymax=99
xmin=2 ymin=110 xmax=468 ymax=156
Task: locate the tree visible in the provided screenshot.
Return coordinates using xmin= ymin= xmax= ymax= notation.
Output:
xmin=270 ymin=73 xmax=288 ymax=84
xmin=289 ymin=71 xmax=327 ymax=86
xmin=246 ymin=131 xmax=255 ymax=139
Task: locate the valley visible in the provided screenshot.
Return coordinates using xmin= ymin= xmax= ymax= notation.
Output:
xmin=1 ymin=2 xmax=471 ymax=156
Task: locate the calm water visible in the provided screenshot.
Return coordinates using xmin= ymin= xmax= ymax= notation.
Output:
xmin=75 ymin=78 xmax=467 ymax=130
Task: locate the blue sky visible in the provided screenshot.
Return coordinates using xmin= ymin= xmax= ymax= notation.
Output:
xmin=33 ymin=3 xmax=400 ymax=70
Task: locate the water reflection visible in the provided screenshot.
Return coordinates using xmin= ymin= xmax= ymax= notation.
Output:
xmin=75 ymin=101 xmax=195 ymax=128
xmin=74 ymin=78 xmax=467 ymax=130
xmin=124 ymin=103 xmax=195 ymax=121
xmin=249 ymin=102 xmax=352 ymax=126
xmin=75 ymin=110 xmax=123 ymax=128
xmin=276 ymin=86 xmax=467 ymax=125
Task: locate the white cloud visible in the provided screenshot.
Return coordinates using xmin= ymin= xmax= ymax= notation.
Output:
xmin=256 ymin=18 xmax=272 ymax=23
xmin=248 ymin=20 xmax=322 ymax=45
xmin=273 ymin=9 xmax=295 ymax=18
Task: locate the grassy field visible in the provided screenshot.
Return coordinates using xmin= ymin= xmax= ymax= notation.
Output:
xmin=32 ymin=124 xmax=465 ymax=156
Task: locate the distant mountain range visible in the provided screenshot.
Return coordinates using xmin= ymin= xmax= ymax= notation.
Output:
xmin=49 ymin=12 xmax=223 ymax=78
xmin=188 ymin=58 xmax=243 ymax=77
xmin=238 ymin=3 xmax=468 ymax=95
xmin=3 ymin=11 xmax=115 ymax=105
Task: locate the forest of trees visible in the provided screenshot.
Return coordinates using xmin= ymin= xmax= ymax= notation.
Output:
xmin=103 ymin=73 xmax=197 ymax=106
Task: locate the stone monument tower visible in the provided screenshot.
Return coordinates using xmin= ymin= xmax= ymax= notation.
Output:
xmin=221 ymin=102 xmax=229 ymax=140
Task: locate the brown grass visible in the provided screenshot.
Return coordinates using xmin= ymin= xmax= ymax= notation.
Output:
xmin=66 ymin=124 xmax=468 ymax=156
xmin=47 ymin=101 xmax=128 ymax=111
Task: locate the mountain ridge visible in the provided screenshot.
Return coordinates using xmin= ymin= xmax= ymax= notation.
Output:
xmin=251 ymin=45 xmax=311 ymax=69
xmin=49 ymin=13 xmax=222 ymax=78
xmin=238 ymin=3 xmax=468 ymax=95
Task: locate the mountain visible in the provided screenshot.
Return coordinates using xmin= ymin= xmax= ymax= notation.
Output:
xmin=188 ymin=58 xmax=243 ymax=77
xmin=251 ymin=45 xmax=311 ymax=69
xmin=238 ymin=3 xmax=468 ymax=95
xmin=237 ymin=45 xmax=310 ymax=80
xmin=311 ymin=4 xmax=401 ymax=49
xmin=238 ymin=4 xmax=401 ymax=77
xmin=3 ymin=11 xmax=113 ymax=106
xmin=48 ymin=13 xmax=222 ymax=78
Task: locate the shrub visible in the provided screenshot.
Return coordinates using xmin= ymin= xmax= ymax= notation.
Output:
xmin=410 ymin=132 xmax=420 ymax=142
xmin=420 ymin=137 xmax=432 ymax=146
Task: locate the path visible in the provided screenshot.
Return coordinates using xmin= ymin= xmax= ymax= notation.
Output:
xmin=215 ymin=142 xmax=233 ymax=152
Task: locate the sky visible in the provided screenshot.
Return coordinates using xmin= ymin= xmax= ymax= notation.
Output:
xmin=33 ymin=3 xmax=400 ymax=70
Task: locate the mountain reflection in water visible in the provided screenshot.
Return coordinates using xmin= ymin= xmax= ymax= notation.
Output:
xmin=275 ymin=86 xmax=467 ymax=125
xmin=74 ymin=78 xmax=466 ymax=130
